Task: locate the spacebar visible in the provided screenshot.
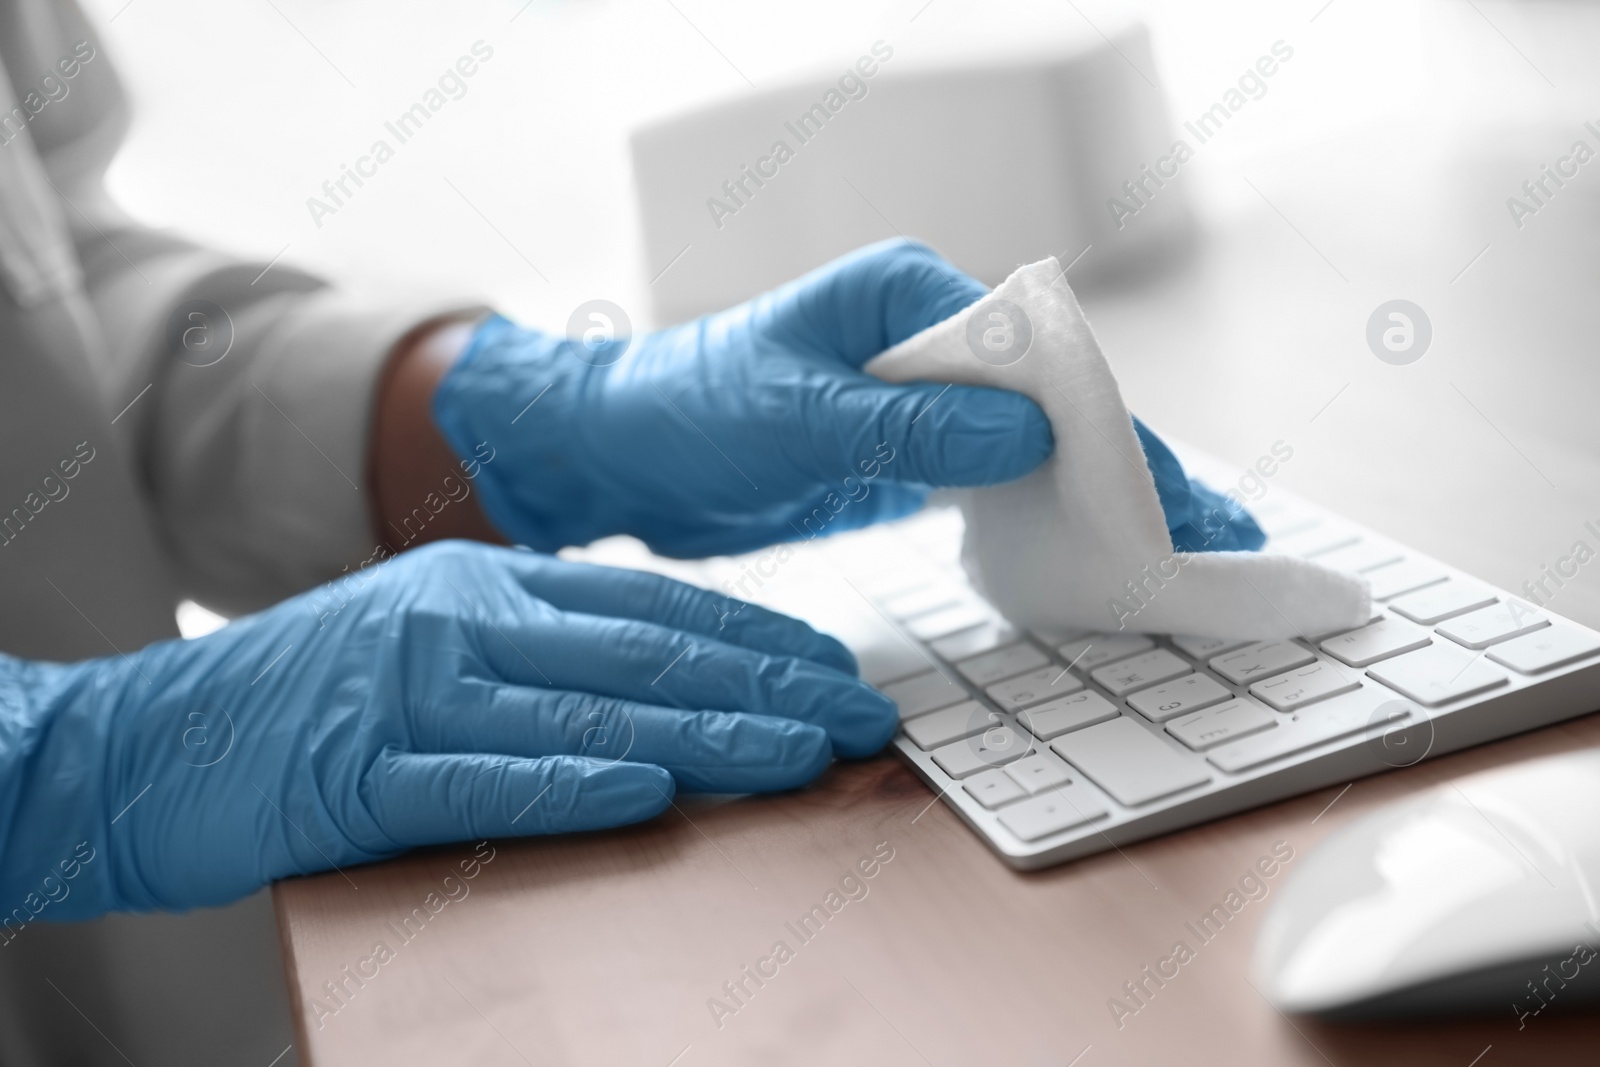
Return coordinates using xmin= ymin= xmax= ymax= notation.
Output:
xmin=1207 ymin=689 xmax=1410 ymax=773
xmin=1051 ymin=717 xmax=1211 ymax=806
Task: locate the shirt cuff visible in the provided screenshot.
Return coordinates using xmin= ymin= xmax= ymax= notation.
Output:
xmin=220 ymin=293 xmax=487 ymax=610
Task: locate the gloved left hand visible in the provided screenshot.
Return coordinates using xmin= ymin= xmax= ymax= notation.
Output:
xmin=0 ymin=542 xmax=894 ymax=918
xmin=432 ymin=239 xmax=1261 ymax=558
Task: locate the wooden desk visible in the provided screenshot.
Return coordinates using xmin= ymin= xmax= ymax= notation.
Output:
xmin=276 ymin=71 xmax=1600 ymax=1066
xmin=276 ymin=704 xmax=1600 ymax=1066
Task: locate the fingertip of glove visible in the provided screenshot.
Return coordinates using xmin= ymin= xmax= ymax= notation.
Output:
xmin=788 ymin=721 xmax=836 ymax=785
xmin=581 ymin=759 xmax=675 ymax=823
xmin=1171 ymin=477 xmax=1267 ymax=553
xmin=833 ymin=685 xmax=900 ymax=759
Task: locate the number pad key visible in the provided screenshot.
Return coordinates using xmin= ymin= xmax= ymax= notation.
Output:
xmin=1437 ymin=602 xmax=1549 ymax=650
xmin=1389 ymin=583 xmax=1495 ymax=626
xmin=997 ymin=785 xmax=1107 ymax=841
xmin=1319 ymin=616 xmax=1431 ymax=667
xmin=963 ymin=769 xmax=1027 ymax=810
xmin=902 ymin=700 xmax=992 ymax=750
xmin=1366 ymin=644 xmax=1509 ymax=706
xmin=1003 ymin=753 xmax=1073 ymax=795
xmin=1487 ymin=624 xmax=1600 ymax=674
xmin=931 ymin=724 xmax=1033 ymax=779
xmin=881 ymin=670 xmax=966 ymax=720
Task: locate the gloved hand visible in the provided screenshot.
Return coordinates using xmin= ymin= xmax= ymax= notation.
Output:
xmin=433 ymin=239 xmax=1259 ymax=557
xmin=0 ymin=542 xmax=894 ymax=918
xmin=1135 ymin=421 xmax=1266 ymax=553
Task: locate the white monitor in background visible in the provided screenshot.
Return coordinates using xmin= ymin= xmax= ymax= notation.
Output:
xmin=629 ymin=20 xmax=1192 ymax=325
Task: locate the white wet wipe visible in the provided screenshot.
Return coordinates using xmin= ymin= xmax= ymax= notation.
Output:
xmin=865 ymin=258 xmax=1369 ymax=640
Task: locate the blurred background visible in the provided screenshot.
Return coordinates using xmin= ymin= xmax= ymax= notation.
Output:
xmin=66 ymin=0 xmax=1600 ymax=1060
xmin=92 ymin=0 xmax=1600 ymax=629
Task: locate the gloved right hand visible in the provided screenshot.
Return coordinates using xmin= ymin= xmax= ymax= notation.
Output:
xmin=0 ymin=541 xmax=893 ymax=919
xmin=430 ymin=239 xmax=1260 ymax=558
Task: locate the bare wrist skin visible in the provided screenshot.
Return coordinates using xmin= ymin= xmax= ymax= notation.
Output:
xmin=369 ymin=317 xmax=505 ymax=553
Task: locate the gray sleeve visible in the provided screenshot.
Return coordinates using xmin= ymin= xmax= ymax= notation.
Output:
xmin=6 ymin=0 xmax=484 ymax=614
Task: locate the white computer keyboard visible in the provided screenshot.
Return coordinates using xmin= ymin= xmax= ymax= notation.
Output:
xmin=802 ymin=451 xmax=1600 ymax=870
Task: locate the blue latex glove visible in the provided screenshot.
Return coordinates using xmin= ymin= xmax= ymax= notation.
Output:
xmin=0 ymin=542 xmax=894 ymax=917
xmin=434 ymin=239 xmax=1260 ymax=557
xmin=1134 ymin=421 xmax=1266 ymax=553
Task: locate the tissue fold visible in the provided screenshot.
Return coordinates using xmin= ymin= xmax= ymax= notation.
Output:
xmin=864 ymin=258 xmax=1370 ymax=641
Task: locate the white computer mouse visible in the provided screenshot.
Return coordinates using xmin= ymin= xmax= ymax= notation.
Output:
xmin=1253 ymin=746 xmax=1600 ymax=1020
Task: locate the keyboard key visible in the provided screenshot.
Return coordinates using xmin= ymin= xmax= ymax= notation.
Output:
xmin=985 ymin=665 xmax=1084 ymax=713
xmin=1207 ymin=689 xmax=1410 ymax=773
xmin=1057 ymin=633 xmax=1154 ymax=672
xmin=1016 ymin=691 xmax=1119 ymax=739
xmin=1365 ymin=559 xmax=1449 ymax=601
xmin=906 ymin=602 xmax=996 ymax=641
xmin=931 ymin=724 xmax=1033 ymax=778
xmin=1004 ymin=753 xmax=1073 ymax=795
xmin=1256 ymin=508 xmax=1319 ymax=539
xmin=963 ymin=769 xmax=1027 ymax=809
xmin=1319 ymin=616 xmax=1432 ymax=667
xmin=1272 ymin=527 xmax=1358 ymax=558
xmin=1487 ymin=624 xmax=1600 ymax=675
xmin=1029 ymin=626 xmax=1089 ymax=647
xmin=1211 ymin=641 xmax=1315 ymax=684
xmin=954 ymin=642 xmax=1049 ymax=687
xmin=1389 ymin=582 xmax=1496 ymax=625
xmin=1052 ymin=717 xmax=1211 ymax=805
xmin=930 ymin=620 xmax=1019 ymax=661
xmin=882 ymin=585 xmax=961 ymax=620
xmin=1170 ymin=634 xmax=1252 ymax=661
xmin=1366 ymin=644 xmax=1509 ymax=706
xmin=1250 ymin=661 xmax=1362 ymax=710
xmin=1167 ymin=699 xmax=1278 ymax=751
xmin=1314 ymin=541 xmax=1403 ymax=575
xmin=854 ymin=567 xmax=926 ymax=600
xmin=1090 ymin=648 xmax=1192 ymax=696
xmin=881 ymin=670 xmax=967 ymax=720
xmin=1126 ymin=672 xmax=1233 ymax=722
xmin=903 ymin=700 xmax=993 ymax=749
xmin=1437 ymin=602 xmax=1549 ymax=650
xmin=997 ymin=785 xmax=1108 ymax=841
